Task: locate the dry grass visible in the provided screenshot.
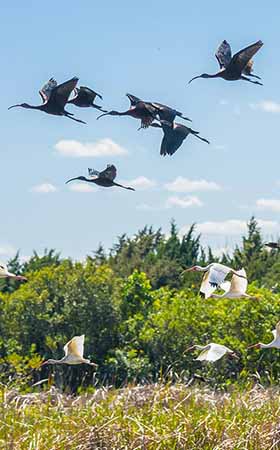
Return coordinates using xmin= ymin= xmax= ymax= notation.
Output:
xmin=1 ymin=383 xmax=280 ymax=449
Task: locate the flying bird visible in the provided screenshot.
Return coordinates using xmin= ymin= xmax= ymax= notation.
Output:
xmin=67 ymin=86 xmax=106 ymax=111
xmin=186 ymin=343 xmax=237 ymax=362
xmin=151 ymin=121 xmax=209 ymax=156
xmin=265 ymin=242 xmax=280 ymax=250
xmin=248 ymin=322 xmax=280 ymax=350
xmin=209 ymin=268 xmax=254 ymax=299
xmin=182 ymin=263 xmax=246 ymax=299
xmin=66 ymin=164 xmax=135 ymax=191
xmin=0 ymin=263 xmax=27 ymax=282
xmin=97 ymin=93 xmax=158 ymax=129
xmin=40 ymin=335 xmax=97 ymax=366
xmin=9 ymin=77 xmax=86 ymax=124
xmin=189 ymin=40 xmax=263 ymax=85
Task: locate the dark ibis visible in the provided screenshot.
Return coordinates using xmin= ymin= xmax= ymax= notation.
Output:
xmin=146 ymin=101 xmax=192 ymax=123
xmin=68 ymin=86 xmax=107 ymax=112
xmin=9 ymin=77 xmax=86 ymax=123
xmin=96 ymin=93 xmax=158 ymax=129
xmin=189 ymin=40 xmax=263 ymax=85
xmin=66 ymin=164 xmax=135 ymax=191
xmin=151 ymin=121 xmax=209 ymax=156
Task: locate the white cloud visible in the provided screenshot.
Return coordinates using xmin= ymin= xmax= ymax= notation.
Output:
xmin=166 ymin=195 xmax=203 ymax=208
xmin=180 ymin=219 xmax=279 ymax=237
xmin=123 ymin=176 xmax=157 ymax=190
xmin=165 ymin=177 xmax=221 ymax=193
xmin=55 ymin=139 xmax=128 ymax=158
xmin=31 ymin=183 xmax=57 ymax=193
xmin=68 ymin=183 xmax=97 ymax=193
xmin=250 ymin=101 xmax=280 ymax=113
xmin=256 ymin=198 xmax=280 ymax=212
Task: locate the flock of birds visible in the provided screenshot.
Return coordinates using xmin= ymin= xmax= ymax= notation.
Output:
xmin=2 ymin=39 xmax=279 ymax=369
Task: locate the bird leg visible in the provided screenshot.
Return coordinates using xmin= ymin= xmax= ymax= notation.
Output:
xmin=241 ymin=76 xmax=263 ymax=86
xmin=181 ymin=115 xmax=192 ymax=122
xmin=247 ymin=73 xmax=262 ymax=80
xmin=191 ymin=132 xmax=210 ymax=144
xmin=64 ymin=113 xmax=86 ymax=124
xmin=113 ymin=182 xmax=135 ymax=191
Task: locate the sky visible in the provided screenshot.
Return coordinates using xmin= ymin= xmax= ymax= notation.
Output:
xmin=1 ymin=1 xmax=280 ymax=261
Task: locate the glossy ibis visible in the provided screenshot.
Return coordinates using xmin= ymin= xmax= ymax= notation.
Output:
xmin=9 ymin=77 xmax=86 ymax=123
xmin=40 ymin=335 xmax=97 ymax=367
xmin=68 ymin=86 xmax=107 ymax=112
xmin=151 ymin=121 xmax=209 ymax=156
xmin=66 ymin=164 xmax=135 ymax=191
xmin=189 ymin=40 xmax=263 ymax=85
xmin=0 ymin=263 xmax=27 ymax=281
xmin=126 ymin=93 xmax=192 ymax=124
xmin=97 ymin=93 xmax=158 ymax=129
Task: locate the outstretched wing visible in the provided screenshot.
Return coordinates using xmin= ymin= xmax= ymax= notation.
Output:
xmin=197 ymin=344 xmax=229 ymax=362
xmin=229 ymin=40 xmax=263 ymax=72
xmin=64 ymin=335 xmax=84 ymax=358
xmin=39 ymin=78 xmax=57 ymax=104
xmin=275 ymin=321 xmax=280 ymax=339
xmin=99 ymin=164 xmax=117 ymax=181
xmin=200 ymin=271 xmax=217 ymax=299
xmin=215 ymin=40 xmax=232 ymax=68
xmin=208 ymin=264 xmax=232 ymax=288
xmin=126 ymin=93 xmax=142 ymax=106
xmin=229 ymin=268 xmax=247 ymax=294
xmin=88 ymin=168 xmax=100 ymax=179
xmin=243 ymin=59 xmax=254 ymax=75
xmin=50 ymin=77 xmax=79 ymax=108
xmin=160 ymin=125 xmax=188 ymax=156
xmin=79 ymin=86 xmax=103 ymax=101
xmin=150 ymin=103 xmax=176 ymax=123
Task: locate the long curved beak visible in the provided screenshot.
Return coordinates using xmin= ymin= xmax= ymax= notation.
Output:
xmin=66 ymin=177 xmax=80 ymax=184
xmin=7 ymin=272 xmax=27 ymax=281
xmin=180 ymin=267 xmax=193 ymax=277
xmin=8 ymin=104 xmax=21 ymax=110
xmin=184 ymin=345 xmax=195 ymax=354
xmin=96 ymin=112 xmax=110 ymax=120
xmin=188 ymin=76 xmax=201 ymax=84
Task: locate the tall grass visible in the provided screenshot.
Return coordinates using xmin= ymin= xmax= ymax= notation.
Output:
xmin=1 ymin=383 xmax=280 ymax=449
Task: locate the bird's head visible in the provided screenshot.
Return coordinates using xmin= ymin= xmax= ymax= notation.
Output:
xmin=188 ymin=74 xmax=210 ymax=84
xmin=8 ymin=103 xmax=31 ymax=110
xmin=66 ymin=176 xmax=88 ymax=184
xmin=96 ymin=110 xmax=118 ymax=119
xmin=248 ymin=343 xmax=261 ymax=350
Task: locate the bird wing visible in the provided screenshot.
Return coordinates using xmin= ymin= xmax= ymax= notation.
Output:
xmin=243 ymin=59 xmax=254 ymax=75
xmin=200 ymin=270 xmax=217 ymax=299
xmin=99 ymin=164 xmax=117 ymax=181
xmin=150 ymin=103 xmax=176 ymax=123
xmin=197 ymin=344 xmax=229 ymax=362
xmin=64 ymin=335 xmax=84 ymax=358
xmin=215 ymin=40 xmax=232 ymax=68
xmin=88 ymin=168 xmax=100 ymax=180
xmin=79 ymin=86 xmax=103 ymax=101
xmin=208 ymin=264 xmax=232 ymax=287
xmin=50 ymin=77 xmax=79 ymax=107
xmin=228 ymin=268 xmax=247 ymax=294
xmin=126 ymin=93 xmax=142 ymax=106
xmin=39 ymin=78 xmax=57 ymax=104
xmin=220 ymin=281 xmax=231 ymax=292
xmin=229 ymin=40 xmax=263 ymax=72
xmin=160 ymin=125 xmax=187 ymax=156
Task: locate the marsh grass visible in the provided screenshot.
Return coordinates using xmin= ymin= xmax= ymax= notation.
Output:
xmin=1 ymin=383 xmax=280 ymax=449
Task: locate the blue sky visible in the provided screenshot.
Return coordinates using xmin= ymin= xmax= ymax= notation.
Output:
xmin=1 ymin=1 xmax=280 ymax=261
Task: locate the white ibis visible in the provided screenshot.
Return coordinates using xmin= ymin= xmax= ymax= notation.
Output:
xmin=186 ymin=343 xmax=237 ymax=362
xmin=209 ymin=268 xmax=253 ymax=299
xmin=0 ymin=263 xmax=27 ymax=282
xmin=248 ymin=322 xmax=280 ymax=350
xmin=189 ymin=40 xmax=263 ymax=85
xmin=41 ymin=335 xmax=97 ymax=367
xmin=182 ymin=263 xmax=246 ymax=299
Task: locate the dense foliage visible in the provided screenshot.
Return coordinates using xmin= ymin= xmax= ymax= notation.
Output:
xmin=1 ymin=217 xmax=280 ymax=391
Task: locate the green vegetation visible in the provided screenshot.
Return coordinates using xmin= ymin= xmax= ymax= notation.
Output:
xmin=1 ymin=216 xmax=280 ymax=390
